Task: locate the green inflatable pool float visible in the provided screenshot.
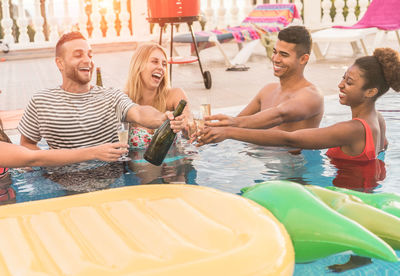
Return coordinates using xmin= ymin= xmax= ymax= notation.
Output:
xmin=241 ymin=181 xmax=398 ymax=263
xmin=307 ymin=185 xmax=400 ymax=249
xmin=326 ymin=186 xmax=400 ymax=218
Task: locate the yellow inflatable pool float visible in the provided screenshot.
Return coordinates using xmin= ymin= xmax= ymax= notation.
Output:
xmin=0 ymin=184 xmax=294 ymax=276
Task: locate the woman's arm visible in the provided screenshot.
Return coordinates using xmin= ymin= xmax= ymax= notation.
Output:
xmin=0 ymin=142 xmax=128 ymax=168
xmin=198 ymin=120 xmax=364 ymax=150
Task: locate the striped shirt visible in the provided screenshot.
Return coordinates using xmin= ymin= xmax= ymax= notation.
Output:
xmin=18 ymin=86 xmax=135 ymax=149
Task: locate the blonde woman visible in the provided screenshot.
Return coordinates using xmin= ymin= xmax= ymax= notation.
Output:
xmin=125 ymin=43 xmax=190 ymax=149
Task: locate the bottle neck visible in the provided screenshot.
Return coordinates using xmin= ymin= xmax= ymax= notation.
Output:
xmin=172 ymin=100 xmax=187 ymax=117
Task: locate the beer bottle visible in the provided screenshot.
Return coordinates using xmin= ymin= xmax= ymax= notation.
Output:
xmin=96 ymin=67 xmax=103 ymax=87
xmin=144 ymin=100 xmax=187 ymax=166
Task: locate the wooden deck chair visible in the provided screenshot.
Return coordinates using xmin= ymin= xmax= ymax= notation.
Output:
xmin=312 ymin=0 xmax=400 ymax=61
xmin=173 ymin=4 xmax=301 ymax=71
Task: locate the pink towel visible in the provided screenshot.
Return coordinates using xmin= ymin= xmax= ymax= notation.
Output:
xmin=334 ymin=0 xmax=400 ymax=31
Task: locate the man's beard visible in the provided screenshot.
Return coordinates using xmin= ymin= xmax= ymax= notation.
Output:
xmin=65 ymin=67 xmax=92 ymax=85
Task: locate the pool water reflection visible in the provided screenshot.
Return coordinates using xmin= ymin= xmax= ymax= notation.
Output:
xmin=6 ymin=91 xmax=400 ymax=275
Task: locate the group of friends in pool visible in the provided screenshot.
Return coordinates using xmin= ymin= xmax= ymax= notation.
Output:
xmin=1 ymin=25 xmax=400 ymax=191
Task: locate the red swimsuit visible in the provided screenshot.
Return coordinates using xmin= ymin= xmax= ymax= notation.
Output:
xmin=326 ymin=118 xmax=376 ymax=161
xmin=326 ymin=118 xmax=386 ymax=191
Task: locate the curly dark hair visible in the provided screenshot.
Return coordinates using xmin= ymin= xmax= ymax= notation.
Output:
xmin=374 ymin=48 xmax=400 ymax=92
xmin=278 ymin=26 xmax=312 ymax=57
xmin=354 ymin=48 xmax=400 ymax=99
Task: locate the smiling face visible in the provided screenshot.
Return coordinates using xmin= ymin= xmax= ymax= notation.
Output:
xmin=140 ymin=48 xmax=167 ymax=91
xmin=338 ymin=65 xmax=368 ymax=106
xmin=271 ymin=40 xmax=305 ymax=79
xmin=56 ymin=39 xmax=94 ymax=86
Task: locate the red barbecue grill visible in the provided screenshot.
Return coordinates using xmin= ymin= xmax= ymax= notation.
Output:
xmin=147 ymin=0 xmax=212 ymax=89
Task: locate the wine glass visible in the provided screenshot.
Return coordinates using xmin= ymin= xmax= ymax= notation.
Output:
xmin=183 ymin=113 xmax=199 ymax=154
xmin=193 ymin=111 xmax=205 ymax=131
xmin=200 ymin=93 xmax=211 ymax=118
xmin=117 ymin=122 xmax=131 ymax=161
xmin=187 ymin=113 xmax=198 ymax=138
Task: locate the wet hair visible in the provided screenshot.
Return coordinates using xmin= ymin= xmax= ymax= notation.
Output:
xmin=354 ymin=48 xmax=400 ymax=99
xmin=125 ymin=43 xmax=170 ymax=112
xmin=0 ymin=119 xmax=11 ymax=143
xmin=278 ymin=26 xmax=312 ymax=57
xmin=55 ymin=31 xmax=86 ymax=57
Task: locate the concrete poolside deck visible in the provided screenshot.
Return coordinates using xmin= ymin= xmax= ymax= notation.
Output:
xmin=1 ymin=32 xmax=399 ymax=134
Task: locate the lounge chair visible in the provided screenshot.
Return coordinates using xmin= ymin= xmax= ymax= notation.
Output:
xmin=173 ymin=4 xmax=301 ymax=71
xmin=312 ymin=0 xmax=400 ymax=61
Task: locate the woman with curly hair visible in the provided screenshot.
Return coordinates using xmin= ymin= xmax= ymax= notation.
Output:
xmin=198 ymin=48 xmax=400 ymax=163
xmin=125 ymin=42 xmax=190 ymax=149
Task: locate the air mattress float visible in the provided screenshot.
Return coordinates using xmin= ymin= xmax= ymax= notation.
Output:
xmin=0 ymin=184 xmax=294 ymax=276
xmin=241 ymin=181 xmax=399 ymax=263
xmin=306 ymin=185 xmax=400 ymax=249
xmin=327 ymin=186 xmax=400 ymax=218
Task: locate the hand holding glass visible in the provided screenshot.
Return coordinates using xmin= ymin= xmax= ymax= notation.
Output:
xmin=193 ymin=111 xmax=205 ymax=131
xmin=187 ymin=114 xmax=198 ymax=138
xmin=200 ymin=93 xmax=211 ymax=118
xmin=117 ymin=122 xmax=131 ymax=161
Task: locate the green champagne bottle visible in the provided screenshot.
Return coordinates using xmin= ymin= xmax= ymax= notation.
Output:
xmin=144 ymin=100 xmax=187 ymax=166
xmin=96 ymin=67 xmax=103 ymax=87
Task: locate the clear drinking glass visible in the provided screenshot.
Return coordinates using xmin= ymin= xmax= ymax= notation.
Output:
xmin=187 ymin=113 xmax=198 ymax=138
xmin=200 ymin=93 xmax=211 ymax=118
xmin=183 ymin=112 xmax=199 ymax=152
xmin=117 ymin=122 xmax=131 ymax=161
xmin=193 ymin=111 xmax=205 ymax=131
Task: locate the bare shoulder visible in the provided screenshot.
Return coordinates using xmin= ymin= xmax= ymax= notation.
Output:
xmin=299 ymin=83 xmax=322 ymax=96
xmin=166 ymin=88 xmax=189 ymax=108
xmin=260 ymin=82 xmax=279 ymax=91
xmin=296 ymin=83 xmax=324 ymax=103
xmin=167 ymin=88 xmax=187 ymax=99
xmin=335 ymin=119 xmax=365 ymax=134
xmin=258 ymin=82 xmax=280 ymax=96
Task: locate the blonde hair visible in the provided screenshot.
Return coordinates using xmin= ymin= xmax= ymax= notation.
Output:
xmin=125 ymin=43 xmax=170 ymax=112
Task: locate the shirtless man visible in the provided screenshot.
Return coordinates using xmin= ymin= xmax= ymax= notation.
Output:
xmin=200 ymin=26 xmax=323 ymax=144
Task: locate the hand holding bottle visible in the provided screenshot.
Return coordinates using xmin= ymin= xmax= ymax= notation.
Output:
xmin=165 ymin=111 xmax=186 ymax=133
xmin=144 ymin=100 xmax=187 ymax=166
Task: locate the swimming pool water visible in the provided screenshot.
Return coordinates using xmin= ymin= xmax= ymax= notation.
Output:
xmin=7 ymin=91 xmax=400 ymax=275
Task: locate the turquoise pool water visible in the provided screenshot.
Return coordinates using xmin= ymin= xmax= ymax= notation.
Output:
xmin=6 ymin=91 xmax=400 ymax=275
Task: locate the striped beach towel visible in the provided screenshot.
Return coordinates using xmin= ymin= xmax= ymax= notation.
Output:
xmin=215 ymin=4 xmax=301 ymax=43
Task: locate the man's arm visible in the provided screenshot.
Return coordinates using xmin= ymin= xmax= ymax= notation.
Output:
xmin=205 ymin=83 xmax=278 ymax=127
xmin=125 ymin=105 xmax=166 ymax=129
xmin=18 ymin=95 xmax=42 ymax=150
xmin=237 ymin=92 xmax=262 ymax=117
xmin=237 ymin=83 xmax=278 ymax=117
xmin=124 ymin=105 xmax=185 ymax=133
xmin=234 ymin=87 xmax=323 ymax=129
